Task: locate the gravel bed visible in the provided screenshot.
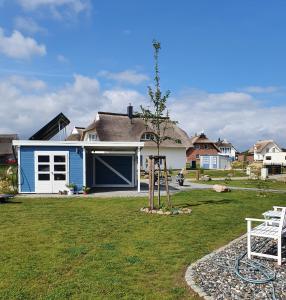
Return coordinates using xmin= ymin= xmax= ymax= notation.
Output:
xmin=186 ymin=236 xmax=286 ymax=300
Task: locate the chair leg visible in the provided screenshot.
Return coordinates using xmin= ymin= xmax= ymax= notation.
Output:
xmin=278 ymin=237 xmax=282 ymax=266
xmin=247 ymin=222 xmax=252 ymax=260
xmin=247 ymin=233 xmax=252 ymax=260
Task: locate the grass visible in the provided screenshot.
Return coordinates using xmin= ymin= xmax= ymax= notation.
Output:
xmin=0 ymin=190 xmax=285 ymax=299
xmin=186 ymin=169 xmax=246 ymax=179
xmin=195 ymin=179 xmax=286 ymax=190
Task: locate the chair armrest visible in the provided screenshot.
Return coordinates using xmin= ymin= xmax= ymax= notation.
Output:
xmin=245 ymin=218 xmax=266 ymax=222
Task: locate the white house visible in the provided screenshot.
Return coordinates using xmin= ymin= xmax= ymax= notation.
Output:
xmin=262 ymin=152 xmax=286 ymax=174
xmin=263 ymin=152 xmax=286 ymax=166
xmin=67 ymin=106 xmax=191 ymax=171
xmin=215 ymin=138 xmax=237 ymax=161
xmin=249 ymin=140 xmax=281 ymax=161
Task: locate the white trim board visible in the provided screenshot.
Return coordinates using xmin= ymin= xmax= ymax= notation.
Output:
xmin=13 ymin=140 xmax=144 ymax=148
xmin=17 ymin=146 xmax=21 ymax=193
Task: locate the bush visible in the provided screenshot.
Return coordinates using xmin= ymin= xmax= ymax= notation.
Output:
xmin=249 ymin=162 xmax=263 ymax=178
xmin=231 ymin=161 xmax=245 ymax=169
xmin=0 ymin=177 xmax=17 ymax=194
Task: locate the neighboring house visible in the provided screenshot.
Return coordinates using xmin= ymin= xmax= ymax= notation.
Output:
xmin=0 ymin=134 xmax=18 ymax=164
xmin=215 ymin=138 xmax=237 ymax=161
xmin=249 ymin=140 xmax=281 ymax=161
xmin=263 ymin=152 xmax=286 ymax=174
xmin=237 ymin=151 xmax=254 ymax=164
xmin=67 ymin=107 xmax=191 ymax=171
xmin=200 ymin=154 xmax=232 ymax=170
xmin=186 ymin=133 xmax=220 ymax=168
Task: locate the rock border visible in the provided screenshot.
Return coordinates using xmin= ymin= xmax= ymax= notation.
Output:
xmin=185 ymin=234 xmax=247 ymax=300
xmin=140 ymin=207 xmax=192 ymax=215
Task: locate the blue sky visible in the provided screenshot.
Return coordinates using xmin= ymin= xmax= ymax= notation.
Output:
xmin=0 ymin=0 xmax=286 ymax=150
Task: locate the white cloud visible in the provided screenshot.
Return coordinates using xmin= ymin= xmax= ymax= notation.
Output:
xmin=0 ymin=74 xmax=285 ymax=151
xmin=57 ymin=54 xmax=69 ymax=64
xmin=0 ymin=27 xmax=46 ymax=59
xmin=240 ymin=86 xmax=281 ymax=94
xmin=0 ymin=74 xmax=147 ymax=138
xmin=17 ymin=0 xmax=91 ymax=19
xmin=7 ymin=75 xmax=46 ymax=91
xmin=98 ymin=70 xmax=149 ymax=85
xmin=169 ymin=90 xmax=286 ymax=150
xmin=14 ymin=16 xmax=46 ymax=34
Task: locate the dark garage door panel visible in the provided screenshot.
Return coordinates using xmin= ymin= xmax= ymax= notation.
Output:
xmin=94 ymin=155 xmax=133 ymax=185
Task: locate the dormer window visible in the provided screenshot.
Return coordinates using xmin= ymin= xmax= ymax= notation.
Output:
xmin=140 ymin=132 xmax=156 ymax=141
xmin=88 ymin=133 xmax=97 ymax=141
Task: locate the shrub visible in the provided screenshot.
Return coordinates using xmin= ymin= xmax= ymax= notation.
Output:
xmin=231 ymin=161 xmax=245 ymax=169
xmin=0 ymin=177 xmax=17 ymax=194
xmin=249 ymin=162 xmax=263 ymax=178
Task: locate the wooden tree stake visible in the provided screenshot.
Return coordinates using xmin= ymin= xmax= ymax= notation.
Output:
xmin=164 ymin=157 xmax=171 ymax=208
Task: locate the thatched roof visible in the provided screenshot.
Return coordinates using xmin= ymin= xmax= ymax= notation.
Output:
xmin=0 ymin=134 xmax=18 ymax=155
xmin=189 ymin=133 xmax=220 ymax=151
xmin=249 ymin=140 xmax=280 ymax=153
xmin=67 ymin=112 xmax=191 ymax=148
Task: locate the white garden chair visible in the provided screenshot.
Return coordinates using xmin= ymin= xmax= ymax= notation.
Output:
xmin=245 ymin=208 xmax=286 ymax=265
xmin=273 ymin=206 xmax=286 ymax=212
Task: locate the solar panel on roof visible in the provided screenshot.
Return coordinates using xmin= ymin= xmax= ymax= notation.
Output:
xmin=29 ymin=113 xmax=70 ymax=140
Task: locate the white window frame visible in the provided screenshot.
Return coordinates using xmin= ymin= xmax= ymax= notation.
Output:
xmin=140 ymin=132 xmax=156 ymax=141
xmin=88 ymin=133 xmax=97 ymax=141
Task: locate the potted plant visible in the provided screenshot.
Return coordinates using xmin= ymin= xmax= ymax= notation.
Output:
xmin=66 ymin=183 xmax=76 ymax=195
xmin=82 ymin=186 xmax=90 ymax=195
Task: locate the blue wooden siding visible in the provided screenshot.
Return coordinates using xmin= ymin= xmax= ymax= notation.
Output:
xmin=20 ymin=146 xmax=83 ymax=193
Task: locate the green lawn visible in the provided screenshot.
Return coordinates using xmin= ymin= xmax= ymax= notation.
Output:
xmin=195 ymin=179 xmax=286 ymax=190
xmin=0 ymin=191 xmax=285 ymax=299
xmin=186 ymin=169 xmax=246 ymax=179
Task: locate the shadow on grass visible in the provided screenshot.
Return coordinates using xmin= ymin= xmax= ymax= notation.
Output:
xmin=0 ymin=200 xmax=22 ymax=204
xmin=179 ymin=199 xmax=234 ymax=208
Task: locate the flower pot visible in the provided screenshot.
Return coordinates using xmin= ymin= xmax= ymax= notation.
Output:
xmin=67 ymin=188 xmax=74 ymax=195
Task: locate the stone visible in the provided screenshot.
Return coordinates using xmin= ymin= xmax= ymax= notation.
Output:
xmin=200 ymin=175 xmax=211 ymax=181
xmin=213 ymin=184 xmax=230 ymax=193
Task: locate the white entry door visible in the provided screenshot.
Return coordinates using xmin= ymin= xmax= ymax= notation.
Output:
xmin=35 ymin=151 xmax=69 ymax=193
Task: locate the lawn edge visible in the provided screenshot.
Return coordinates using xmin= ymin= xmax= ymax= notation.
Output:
xmin=185 ymin=234 xmax=246 ymax=300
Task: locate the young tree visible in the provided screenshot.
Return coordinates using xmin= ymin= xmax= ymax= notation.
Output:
xmin=140 ymin=40 xmax=178 ymax=156
xmin=140 ymin=40 xmax=179 ymax=208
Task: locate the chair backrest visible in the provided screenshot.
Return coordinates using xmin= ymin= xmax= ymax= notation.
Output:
xmin=278 ymin=208 xmax=286 ymax=233
xmin=273 ymin=206 xmax=286 ymax=211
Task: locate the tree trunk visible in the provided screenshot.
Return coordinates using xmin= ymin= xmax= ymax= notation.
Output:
xmin=157 ymin=143 xmax=160 ymax=207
